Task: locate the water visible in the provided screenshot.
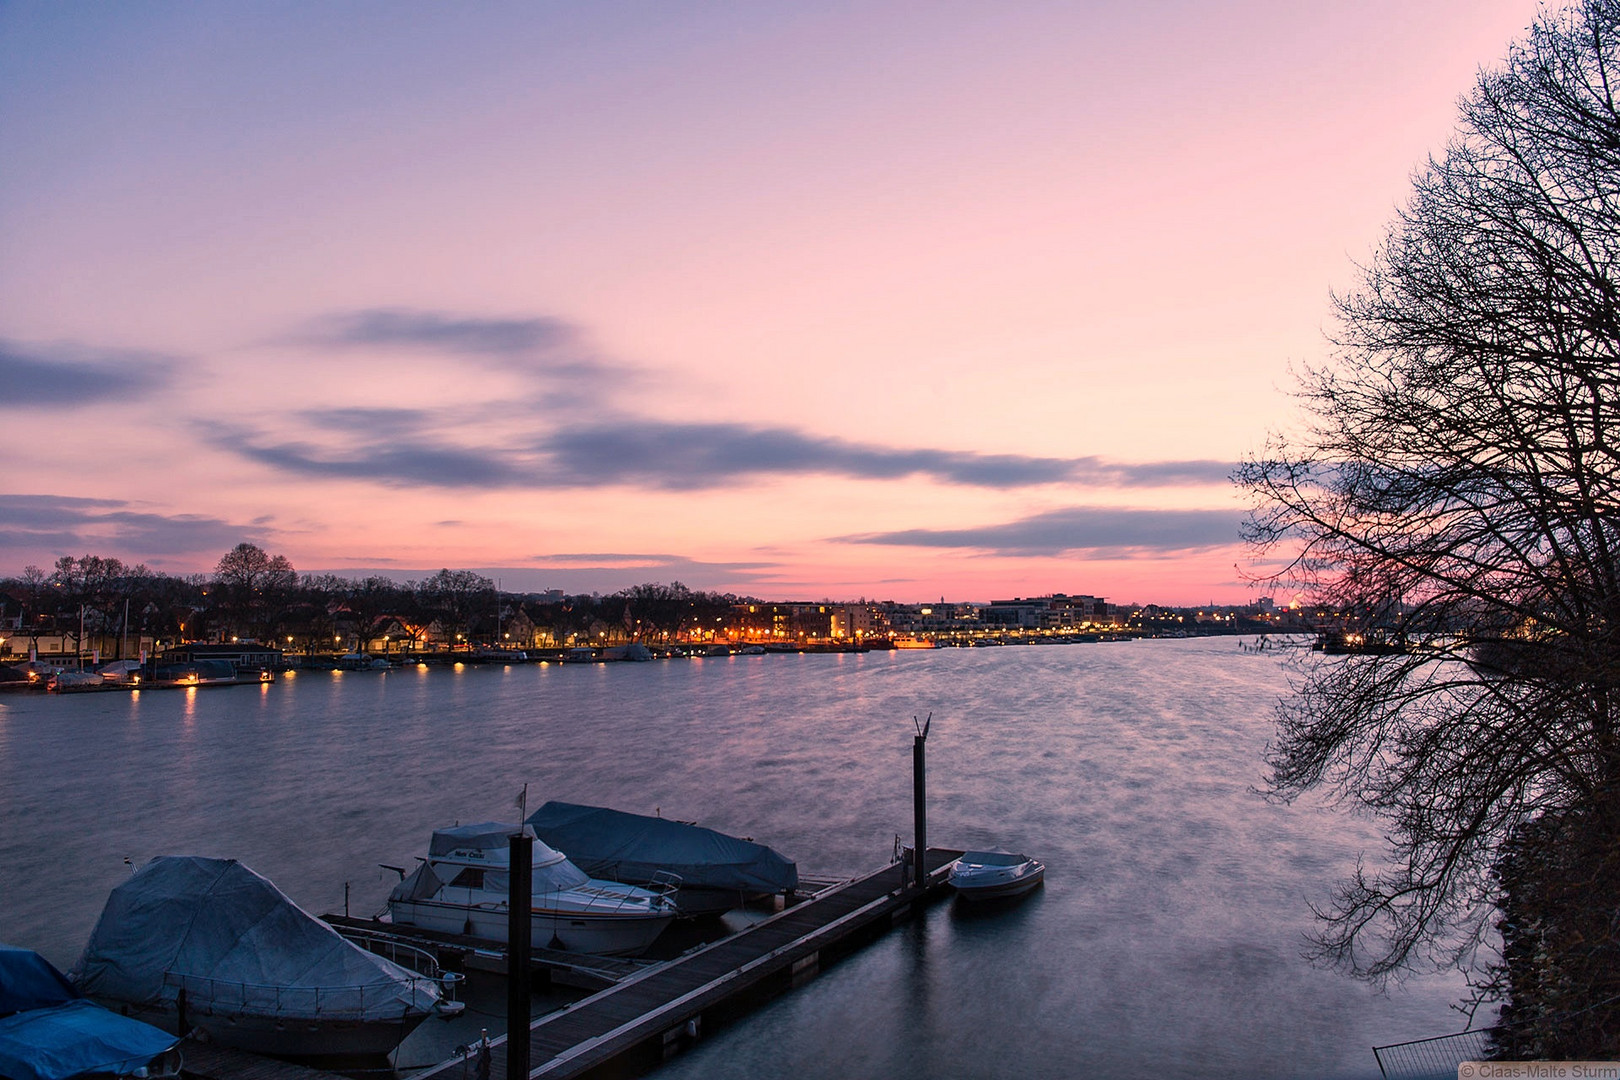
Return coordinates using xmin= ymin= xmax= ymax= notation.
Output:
xmin=0 ymin=639 xmax=1471 ymax=1078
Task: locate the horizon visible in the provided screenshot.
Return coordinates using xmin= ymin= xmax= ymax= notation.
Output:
xmin=0 ymin=2 xmax=1536 ymax=604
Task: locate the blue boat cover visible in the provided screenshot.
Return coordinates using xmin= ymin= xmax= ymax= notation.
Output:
xmin=0 ymin=1001 xmax=179 ymax=1080
xmin=526 ymin=802 xmax=797 ymax=895
xmin=0 ymin=944 xmax=78 ymax=1017
xmin=0 ymin=945 xmax=177 ymax=1080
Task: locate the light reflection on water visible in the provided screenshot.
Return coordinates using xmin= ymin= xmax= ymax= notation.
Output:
xmin=0 ymin=640 xmax=1467 ymax=1078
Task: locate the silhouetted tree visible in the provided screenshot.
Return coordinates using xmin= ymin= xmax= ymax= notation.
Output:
xmin=213 ymin=543 xmax=296 ymax=640
xmin=1238 ymin=0 xmax=1620 ymax=1051
xmin=416 ymin=568 xmax=495 ymax=648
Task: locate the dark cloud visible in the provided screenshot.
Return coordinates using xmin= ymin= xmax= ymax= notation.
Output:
xmin=1 ymin=340 xmax=174 ymax=409
xmin=306 ymin=309 xmax=575 ymax=356
xmin=536 ymin=422 xmax=1081 ymax=488
xmin=0 ymin=494 xmax=267 ymax=558
xmin=535 ymin=422 xmax=1231 ymax=491
xmin=225 ymin=437 xmax=528 ymax=488
xmin=210 ymin=412 xmax=1233 ymax=494
xmin=839 ymin=506 xmax=1241 ymax=556
xmin=319 ymin=557 xmax=779 ymax=594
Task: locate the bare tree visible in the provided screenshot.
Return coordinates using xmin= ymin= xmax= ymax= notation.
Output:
xmin=1238 ymin=0 xmax=1620 ymax=1051
xmin=213 ymin=543 xmax=296 ymax=641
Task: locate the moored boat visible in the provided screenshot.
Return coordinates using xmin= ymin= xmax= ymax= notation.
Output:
xmin=387 ymin=823 xmax=678 ymax=955
xmin=525 ymin=801 xmax=798 ymax=916
xmin=71 ymin=856 xmax=453 ymax=1059
xmin=0 ymin=944 xmax=181 ymax=1080
xmin=947 ymin=850 xmax=1045 ymax=901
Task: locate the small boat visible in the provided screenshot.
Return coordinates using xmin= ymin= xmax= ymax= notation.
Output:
xmin=72 ymin=856 xmax=454 ymax=1059
xmin=0 ymin=944 xmax=181 ymax=1080
xmin=947 ymin=850 xmax=1045 ymax=901
xmin=526 ymin=801 xmax=798 ymax=916
xmin=387 ymin=823 xmax=678 ymax=955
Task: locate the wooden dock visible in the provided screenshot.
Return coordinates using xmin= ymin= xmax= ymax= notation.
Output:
xmin=412 ymin=847 xmax=961 ymax=1080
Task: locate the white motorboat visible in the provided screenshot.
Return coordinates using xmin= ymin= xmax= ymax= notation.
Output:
xmin=387 ymin=823 xmax=678 ymax=955
xmin=947 ymin=850 xmax=1045 ymax=901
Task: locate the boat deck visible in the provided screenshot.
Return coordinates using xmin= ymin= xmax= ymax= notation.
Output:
xmin=322 ymin=914 xmax=651 ymax=990
xmin=411 ymin=847 xmax=961 ymax=1079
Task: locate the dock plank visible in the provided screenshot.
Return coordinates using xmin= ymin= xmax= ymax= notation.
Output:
xmin=409 ymin=848 xmax=961 ymax=1080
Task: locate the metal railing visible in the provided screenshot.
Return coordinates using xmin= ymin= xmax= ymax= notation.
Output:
xmin=1374 ymin=1029 xmax=1497 ymax=1079
xmin=161 ymin=958 xmax=454 ymax=1022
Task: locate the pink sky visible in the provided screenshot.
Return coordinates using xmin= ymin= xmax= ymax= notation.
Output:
xmin=0 ymin=1 xmax=1536 ymax=603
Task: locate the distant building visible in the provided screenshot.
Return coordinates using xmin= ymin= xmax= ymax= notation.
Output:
xmin=983 ymin=594 xmax=1113 ymax=629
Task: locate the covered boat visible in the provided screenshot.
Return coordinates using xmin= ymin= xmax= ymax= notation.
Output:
xmin=526 ymin=801 xmax=798 ymax=915
xmin=0 ymin=944 xmax=180 ymax=1080
xmin=947 ymin=850 xmax=1045 ymax=901
xmin=388 ymin=823 xmax=677 ymax=955
xmin=72 ymin=856 xmax=449 ymax=1059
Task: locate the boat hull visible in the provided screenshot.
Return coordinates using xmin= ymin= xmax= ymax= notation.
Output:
xmin=950 ymin=868 xmax=1044 ymax=900
xmin=948 ymin=856 xmax=1045 ymax=901
xmin=115 ymin=998 xmax=427 ymax=1059
xmin=389 ymin=897 xmax=674 ymax=956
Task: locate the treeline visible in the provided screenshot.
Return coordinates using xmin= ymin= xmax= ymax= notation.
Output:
xmin=0 ymin=544 xmax=751 ymax=654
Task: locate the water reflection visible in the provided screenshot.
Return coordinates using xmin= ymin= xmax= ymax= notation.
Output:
xmin=0 ymin=641 xmax=1469 ymax=1079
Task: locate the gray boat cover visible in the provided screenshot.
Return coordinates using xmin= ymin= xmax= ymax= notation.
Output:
xmin=525 ymin=802 xmax=797 ymax=895
xmin=71 ymin=856 xmax=439 ymax=1022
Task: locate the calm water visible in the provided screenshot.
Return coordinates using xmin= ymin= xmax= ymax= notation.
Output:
xmin=0 ymin=639 xmax=1471 ymax=1078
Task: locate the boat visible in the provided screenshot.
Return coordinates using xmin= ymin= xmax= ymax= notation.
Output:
xmin=387 ymin=823 xmax=678 ymax=955
xmin=71 ymin=856 xmax=455 ymax=1059
xmin=46 ymin=671 xmax=104 ymax=693
xmin=0 ymin=943 xmax=181 ymax=1080
xmin=525 ymin=801 xmax=798 ymax=916
xmin=947 ymin=850 xmax=1045 ymax=901
xmin=600 ymin=643 xmax=652 ymax=661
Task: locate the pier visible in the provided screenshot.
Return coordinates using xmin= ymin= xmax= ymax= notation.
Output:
xmin=409 ymin=847 xmax=961 ymax=1080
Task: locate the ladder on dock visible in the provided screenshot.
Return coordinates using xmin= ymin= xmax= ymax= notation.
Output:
xmin=411 ymin=847 xmax=961 ymax=1080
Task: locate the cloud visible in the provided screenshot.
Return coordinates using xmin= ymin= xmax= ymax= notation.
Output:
xmin=225 ymin=436 xmax=529 ymax=488
xmin=305 ymin=309 xmax=576 ymax=357
xmin=535 ymin=422 xmax=1091 ymax=488
xmin=318 ymin=556 xmax=779 ymax=594
xmin=839 ymin=506 xmax=1241 ymax=556
xmin=1 ymin=340 xmax=174 ymax=408
xmin=212 ymin=409 xmax=1228 ymax=494
xmin=0 ymin=494 xmax=269 ymax=559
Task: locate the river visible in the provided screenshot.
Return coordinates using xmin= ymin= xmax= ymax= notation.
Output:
xmin=0 ymin=638 xmax=1474 ymax=1078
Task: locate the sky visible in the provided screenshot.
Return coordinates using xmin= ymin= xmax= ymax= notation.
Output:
xmin=0 ymin=0 xmax=1538 ymax=604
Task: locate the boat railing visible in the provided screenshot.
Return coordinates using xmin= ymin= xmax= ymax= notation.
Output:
xmin=647 ymin=869 xmax=682 ymax=903
xmin=161 ymin=965 xmax=450 ymax=1022
xmin=535 ymin=876 xmax=680 ymax=912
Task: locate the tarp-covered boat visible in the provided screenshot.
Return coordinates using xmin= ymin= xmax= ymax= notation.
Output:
xmin=72 ymin=856 xmax=448 ymax=1059
xmin=526 ymin=801 xmax=798 ymax=915
xmin=0 ymin=943 xmax=179 ymax=1080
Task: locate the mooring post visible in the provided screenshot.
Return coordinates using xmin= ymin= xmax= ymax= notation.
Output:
xmin=508 ymin=829 xmax=532 ymax=1080
xmin=913 ymin=713 xmax=930 ymax=891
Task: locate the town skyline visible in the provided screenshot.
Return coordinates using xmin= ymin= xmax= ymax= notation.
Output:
xmin=0 ymin=2 xmax=1535 ymax=604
